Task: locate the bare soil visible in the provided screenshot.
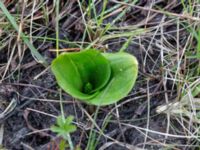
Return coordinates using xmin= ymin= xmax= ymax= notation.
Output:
xmin=0 ymin=1 xmax=198 ymax=150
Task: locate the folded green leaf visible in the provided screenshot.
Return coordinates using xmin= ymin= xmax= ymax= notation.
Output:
xmin=51 ymin=49 xmax=138 ymax=106
xmin=51 ymin=49 xmax=111 ymax=100
xmin=88 ymin=52 xmax=138 ymax=105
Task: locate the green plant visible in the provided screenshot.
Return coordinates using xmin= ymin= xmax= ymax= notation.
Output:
xmin=51 ymin=49 xmax=138 ymax=106
xmin=185 ymin=27 xmax=200 ymax=97
xmin=51 ymin=115 xmax=76 ymax=150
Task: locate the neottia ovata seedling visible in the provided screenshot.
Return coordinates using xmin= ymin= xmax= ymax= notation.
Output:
xmin=51 ymin=49 xmax=138 ymax=106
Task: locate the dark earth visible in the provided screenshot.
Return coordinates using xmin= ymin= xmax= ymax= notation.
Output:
xmin=0 ymin=0 xmax=199 ymax=150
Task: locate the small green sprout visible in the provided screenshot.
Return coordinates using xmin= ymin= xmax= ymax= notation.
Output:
xmin=51 ymin=115 xmax=76 ymax=150
xmin=51 ymin=116 xmax=76 ymax=137
xmin=51 ymin=49 xmax=138 ymax=106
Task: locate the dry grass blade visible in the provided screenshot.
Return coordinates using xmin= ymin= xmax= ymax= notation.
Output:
xmin=0 ymin=124 xmax=3 ymax=146
xmin=1 ymin=0 xmax=200 ymax=149
xmin=0 ymin=1 xmax=47 ymax=66
xmin=111 ymin=0 xmax=200 ymax=21
xmin=99 ymin=141 xmax=143 ymax=150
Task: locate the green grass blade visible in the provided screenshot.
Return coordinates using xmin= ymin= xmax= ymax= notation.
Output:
xmin=197 ymin=29 xmax=200 ymax=58
xmin=119 ymin=35 xmax=133 ymax=52
xmin=100 ymin=28 xmax=146 ymax=42
xmin=0 ymin=1 xmax=47 ymax=66
xmin=55 ymin=0 xmax=60 ymax=57
xmin=97 ymin=0 xmax=108 ymax=26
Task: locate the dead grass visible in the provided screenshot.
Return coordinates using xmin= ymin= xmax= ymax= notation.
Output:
xmin=0 ymin=0 xmax=200 ymax=150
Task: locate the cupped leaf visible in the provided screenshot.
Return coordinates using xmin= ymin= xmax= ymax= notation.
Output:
xmin=88 ymin=52 xmax=138 ymax=105
xmin=51 ymin=49 xmax=138 ymax=106
xmin=51 ymin=49 xmax=111 ymax=100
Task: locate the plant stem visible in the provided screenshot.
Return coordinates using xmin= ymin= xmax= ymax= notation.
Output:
xmin=66 ymin=134 xmax=74 ymax=150
xmin=59 ymin=89 xmax=65 ymax=121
